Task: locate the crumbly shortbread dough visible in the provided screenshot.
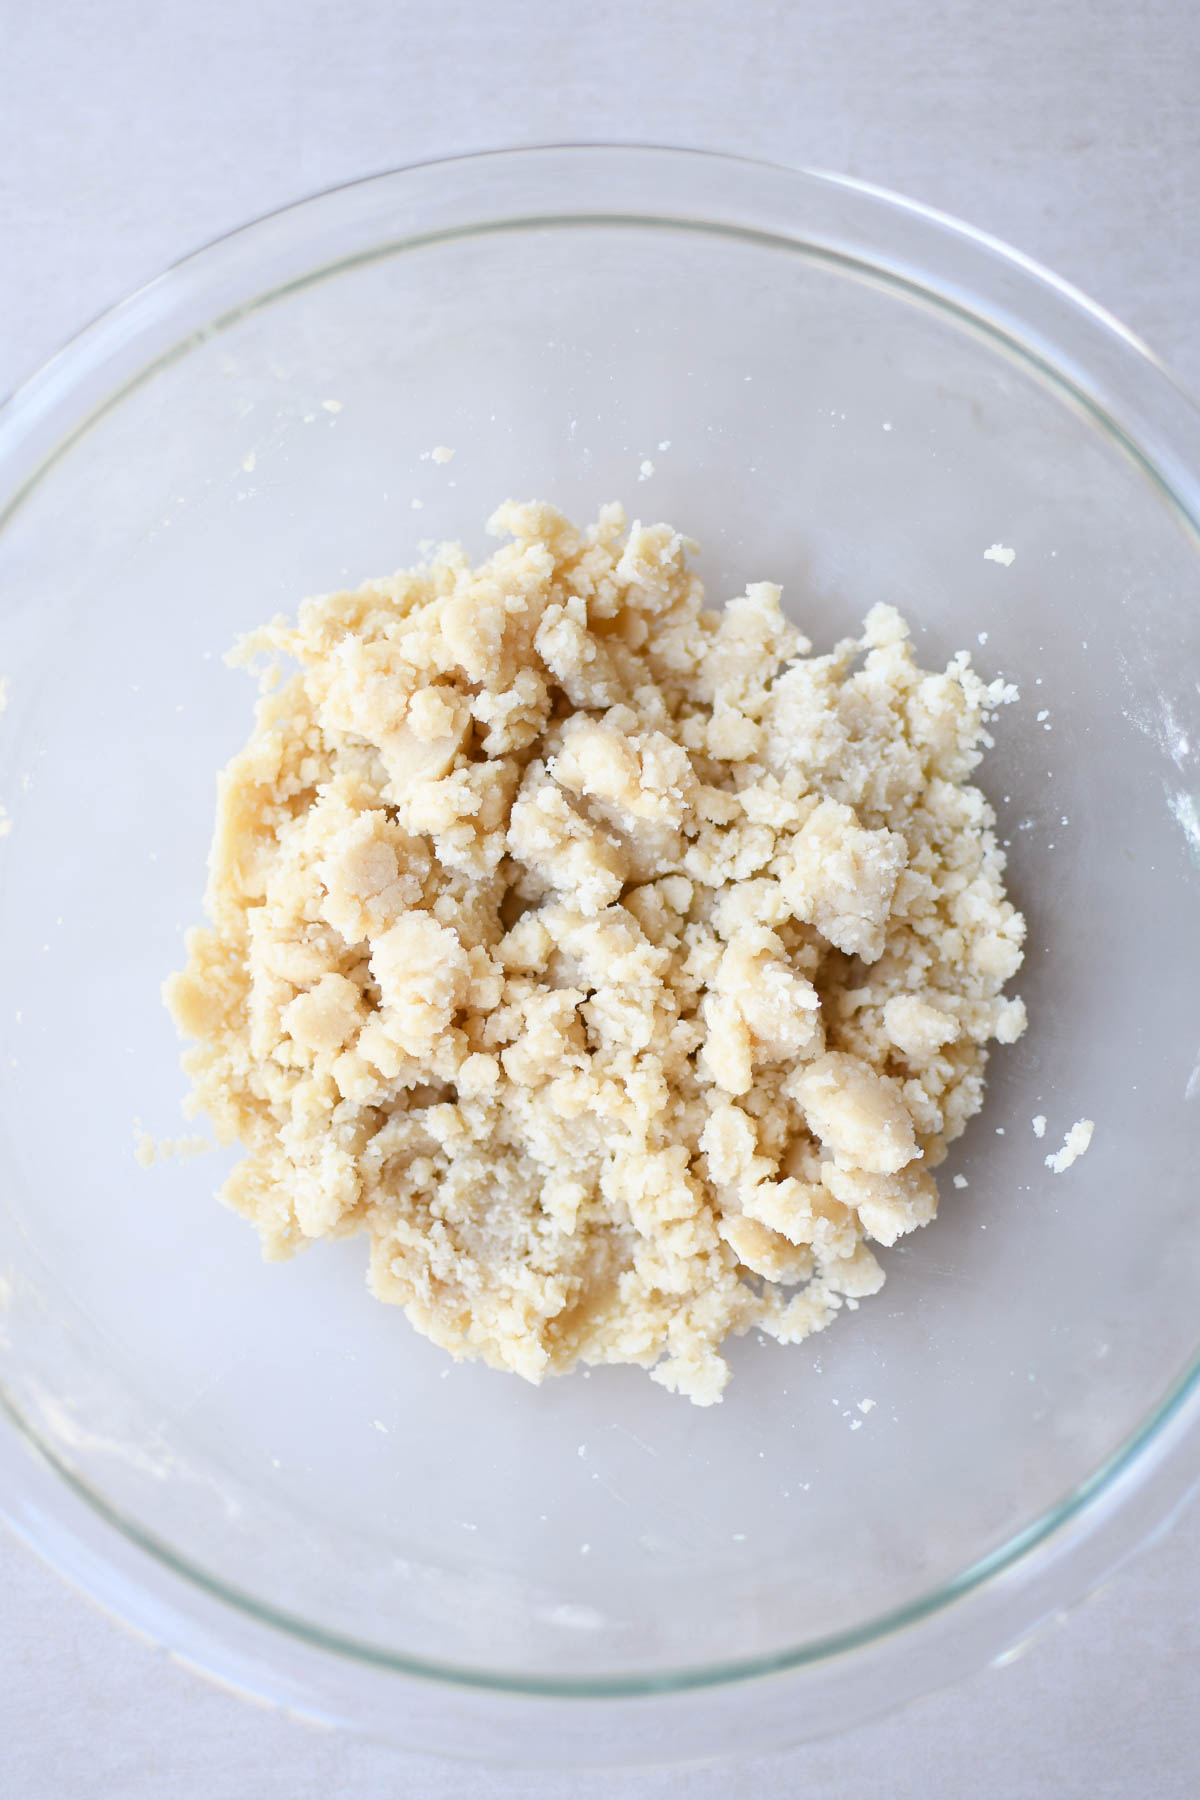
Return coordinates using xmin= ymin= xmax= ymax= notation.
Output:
xmin=166 ymin=502 xmax=1026 ymax=1404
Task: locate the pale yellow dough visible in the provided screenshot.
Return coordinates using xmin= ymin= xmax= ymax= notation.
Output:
xmin=166 ymin=502 xmax=1026 ymax=1404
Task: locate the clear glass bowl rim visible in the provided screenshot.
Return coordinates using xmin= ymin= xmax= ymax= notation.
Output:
xmin=2 ymin=143 xmax=1199 ymax=1718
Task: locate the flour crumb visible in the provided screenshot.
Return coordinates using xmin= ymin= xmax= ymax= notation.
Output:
xmin=411 ymin=497 xmax=424 ymax=510
xmin=1032 ymin=1114 xmax=1046 ymax=1139
xmin=372 ymin=1419 xmax=388 ymax=1433
xmin=0 ymin=676 xmax=8 ymax=714
xmin=242 ymin=452 xmax=257 ymax=473
xmin=984 ymin=544 xmax=1016 ymax=567
xmin=322 ymin=399 xmax=343 ymax=414
xmin=133 ymin=1126 xmax=213 ymax=1168
xmin=952 ymin=1173 xmax=969 ymax=1190
xmin=658 ymin=439 xmax=672 ymax=452
xmin=0 ymin=806 xmax=11 ymax=840
xmin=1045 ymin=1119 xmax=1095 ymax=1174
xmin=431 ymin=445 xmax=454 ymax=464
xmin=857 ymin=1398 xmax=875 ymax=1414
xmin=638 ymin=458 xmax=655 ymax=480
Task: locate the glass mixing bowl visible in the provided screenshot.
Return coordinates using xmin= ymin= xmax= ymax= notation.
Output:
xmin=1 ymin=147 xmax=1199 ymax=1767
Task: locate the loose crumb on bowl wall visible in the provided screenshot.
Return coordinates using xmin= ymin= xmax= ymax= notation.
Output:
xmin=1045 ymin=1119 xmax=1094 ymax=1175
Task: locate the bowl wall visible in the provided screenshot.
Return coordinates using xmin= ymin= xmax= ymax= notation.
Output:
xmin=1 ymin=148 xmax=1199 ymax=1747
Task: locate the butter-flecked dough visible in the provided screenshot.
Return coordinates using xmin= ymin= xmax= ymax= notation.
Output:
xmin=167 ymin=503 xmax=1024 ymax=1403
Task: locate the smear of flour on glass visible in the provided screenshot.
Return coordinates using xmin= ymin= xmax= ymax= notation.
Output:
xmin=1168 ymin=789 xmax=1200 ymax=861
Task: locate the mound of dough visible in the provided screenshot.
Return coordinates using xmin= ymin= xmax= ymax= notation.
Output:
xmin=167 ymin=502 xmax=1025 ymax=1404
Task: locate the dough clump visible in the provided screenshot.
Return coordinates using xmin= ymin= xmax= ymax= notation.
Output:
xmin=167 ymin=502 xmax=1025 ymax=1403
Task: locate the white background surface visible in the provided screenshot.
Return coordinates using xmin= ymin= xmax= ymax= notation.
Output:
xmin=2 ymin=2 xmax=1199 ymax=1794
